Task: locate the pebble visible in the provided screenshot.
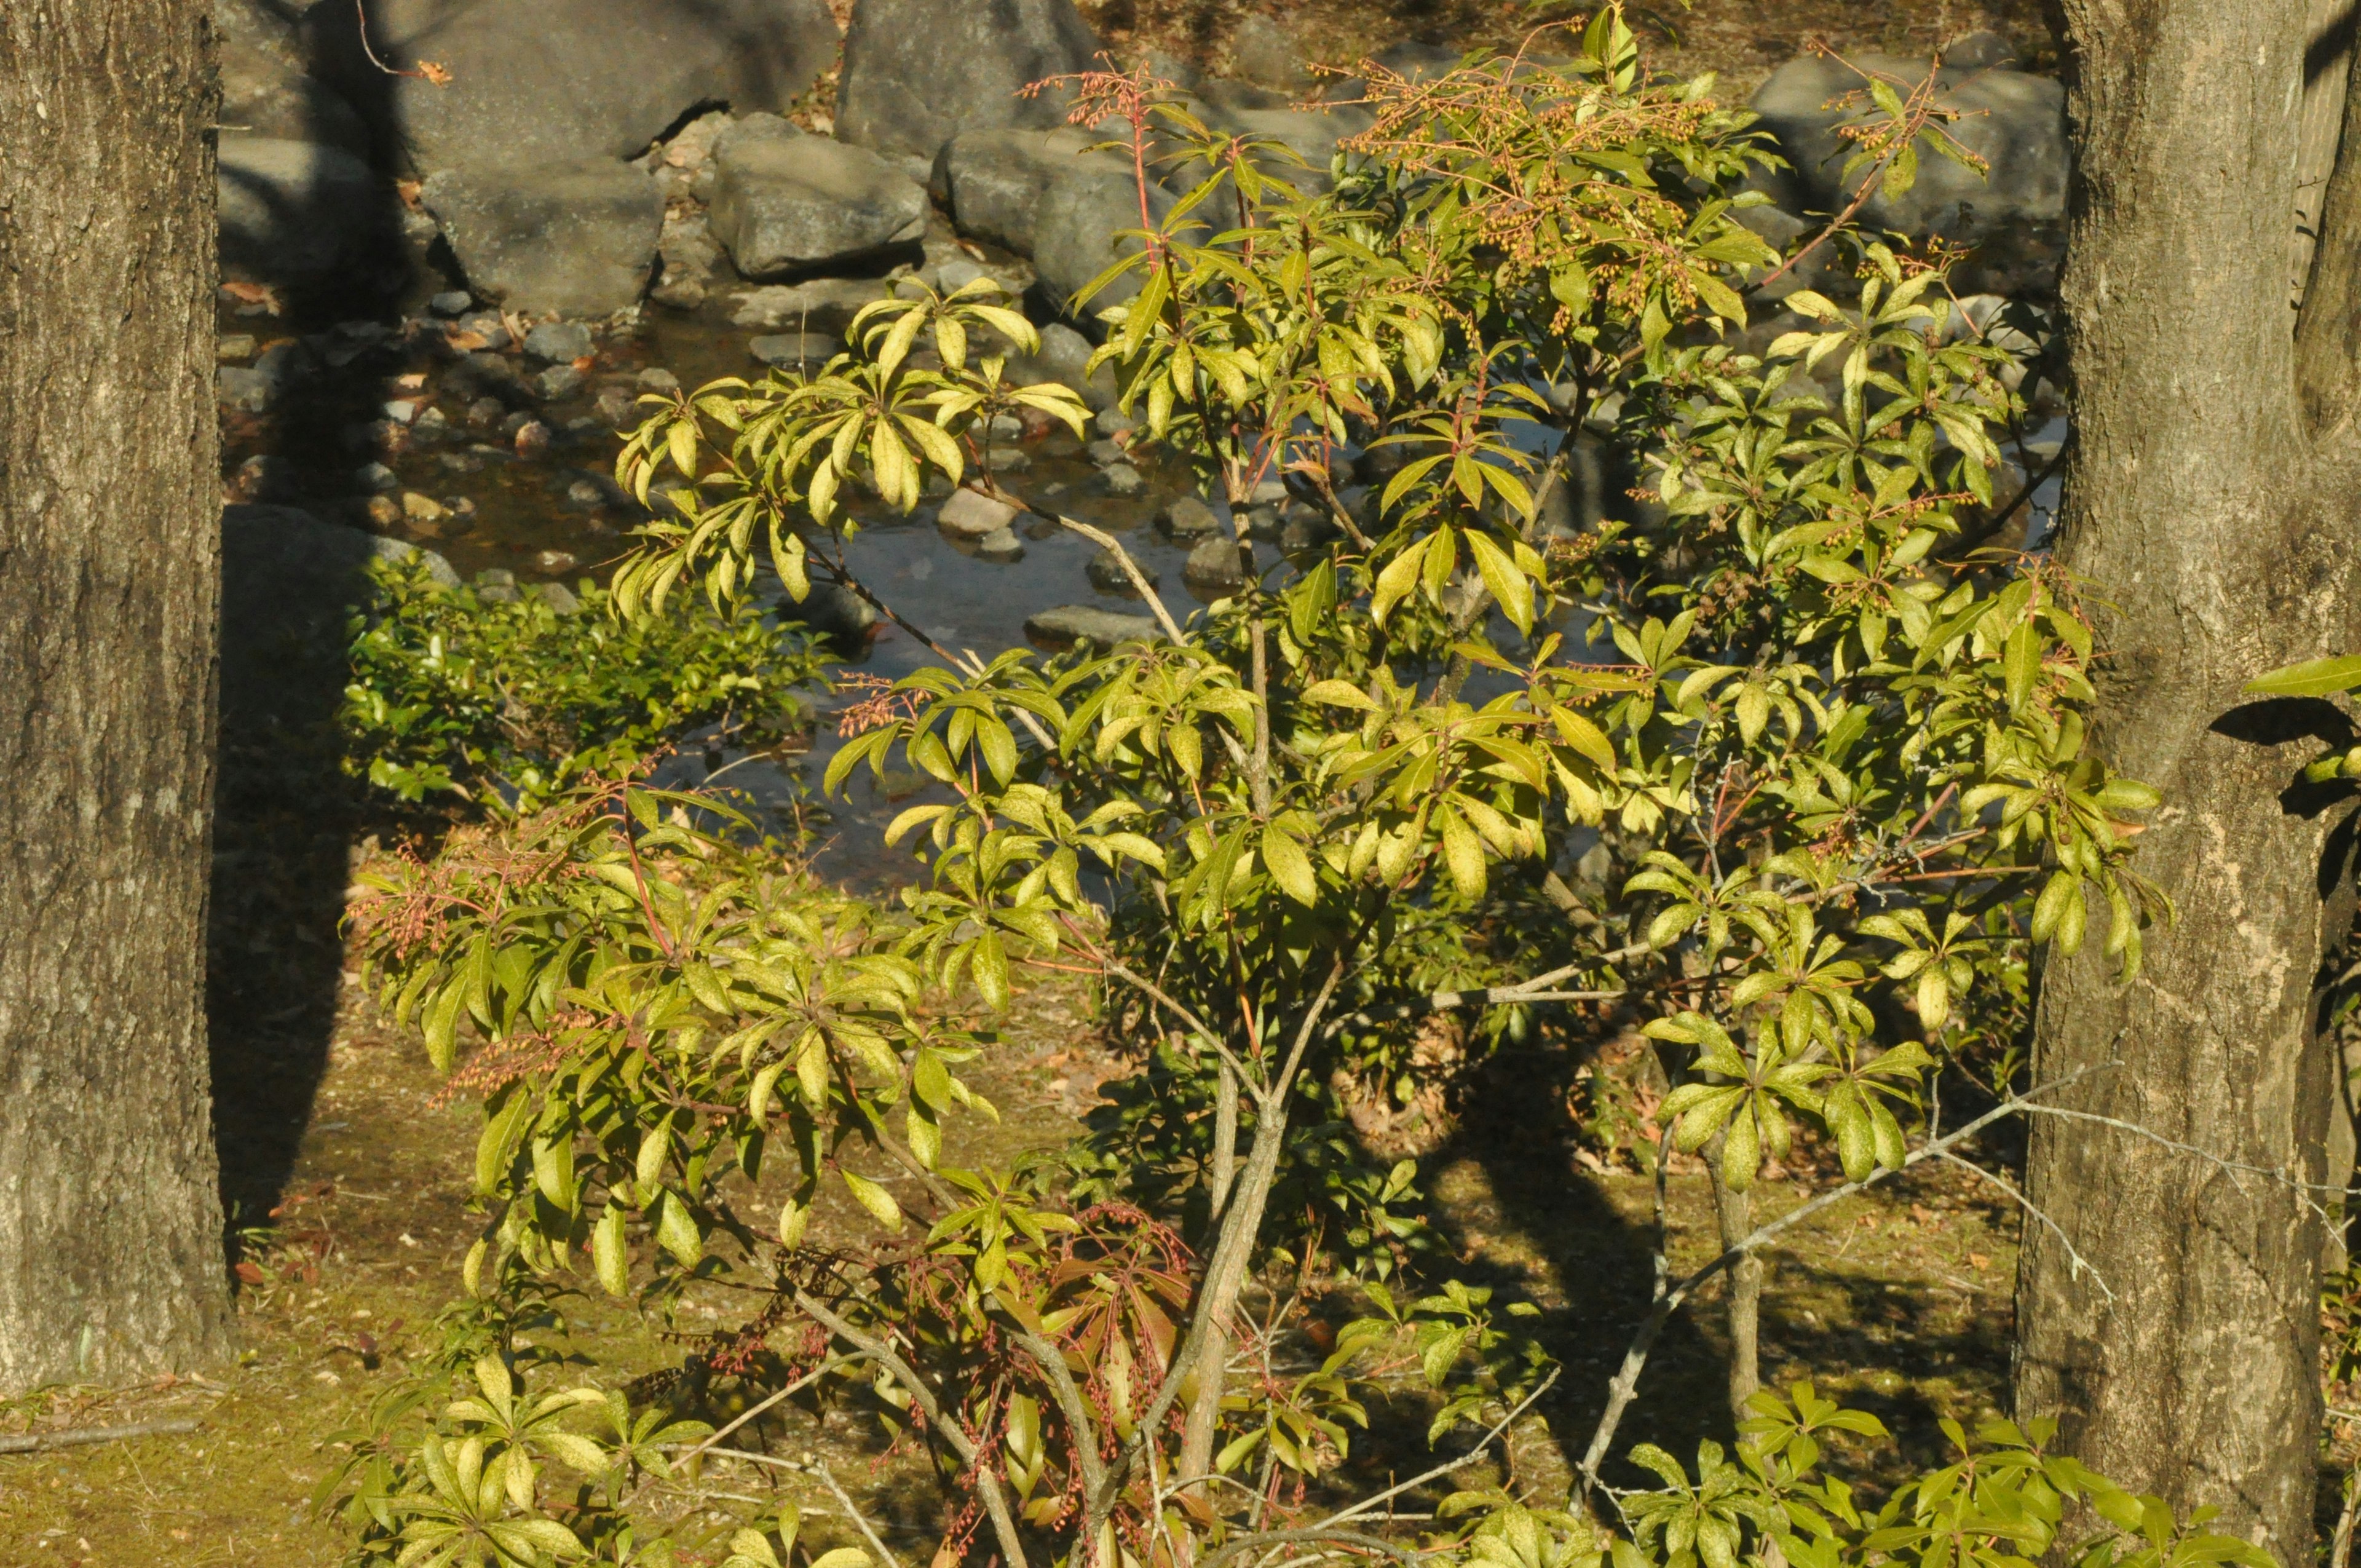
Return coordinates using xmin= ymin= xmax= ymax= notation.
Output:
xmin=230 ymin=454 xmax=295 ymax=502
xmin=938 ymin=488 xmax=1021 ymax=539
xmin=1086 ymin=438 xmax=1128 ymax=467
xmin=534 ymin=549 xmax=579 ymax=574
xmin=1184 ymin=535 xmax=1248 ymax=595
xmin=455 ymin=312 xmax=512 ymax=351
xmin=1025 ymin=603 xmax=1162 ymax=648
xmin=974 ymin=526 xmax=1026 ymax=563
xmin=984 ymin=446 xmax=1030 ymax=473
xmin=476 ymin=568 xmax=522 ymax=603
xmin=636 ymin=366 xmax=681 ymax=394
xmin=533 ymin=580 xmax=582 ymax=614
xmin=430 ymin=290 xmax=475 ymax=317
xmin=594 ymin=387 xmax=637 ymax=428
xmin=353 ymin=461 xmax=399 ymax=495
xmin=217 ymin=334 xmax=257 ymax=362
xmin=467 ymin=396 xmax=506 ymax=428
xmin=1096 ymin=407 xmax=1137 ymax=437
xmin=216 ymin=367 xmax=274 ymax=413
xmin=412 ymin=406 xmax=451 ymax=443
xmin=1087 ymin=548 xmax=1158 ymax=596
xmin=1099 ymin=463 xmax=1145 ymax=497
xmin=532 ymin=364 xmax=587 ymax=401
xmin=564 ymin=479 xmax=606 ymax=510
xmin=749 ymin=333 xmax=842 ymax=370
xmin=400 ymin=491 xmax=447 ymax=524
xmin=988 ymin=413 xmax=1025 ymax=440
xmin=513 ymin=420 xmax=552 ymax=458
xmin=382 ymin=400 xmax=420 ymax=425
xmin=523 ymin=321 xmax=593 ymax=363
xmin=1157 ymin=495 xmax=1222 ymax=540
xmin=438 ymin=450 xmax=486 ymax=474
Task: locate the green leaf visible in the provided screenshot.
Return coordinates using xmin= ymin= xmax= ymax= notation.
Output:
xmin=841 ymin=1168 xmax=904 ymax=1231
xmin=1262 ymin=825 xmax=1318 ymax=907
xmin=2245 ymin=653 xmax=2361 ymax=697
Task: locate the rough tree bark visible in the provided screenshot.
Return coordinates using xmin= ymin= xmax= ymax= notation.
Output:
xmin=2014 ymin=2 xmax=2361 ymax=1557
xmin=0 ymin=0 xmax=234 ymax=1385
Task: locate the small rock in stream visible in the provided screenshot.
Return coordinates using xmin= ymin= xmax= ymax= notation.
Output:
xmin=353 ymin=461 xmax=399 ymax=495
xmin=749 ymin=331 xmax=841 ymax=370
xmin=218 ymin=333 xmax=258 ymax=362
xmin=476 ymin=568 xmax=522 ymax=603
xmin=1184 ymin=535 xmax=1249 ymax=596
xmin=636 ymin=366 xmax=680 ymax=394
xmin=216 ymin=367 xmax=275 ymax=413
xmin=974 ymin=526 xmax=1025 ymax=562
xmin=513 ymin=420 xmax=552 ymax=457
xmin=937 ymin=487 xmax=1021 ymax=539
xmin=1024 ymin=603 xmax=1163 ymax=649
xmin=430 ymin=290 xmax=475 ymax=316
xmin=1157 ymin=494 xmax=1221 ymax=540
xmin=532 ymin=363 xmax=587 ymax=401
xmin=1086 ymin=548 xmax=1158 ymax=596
xmin=523 ymin=321 xmax=594 ymax=363
xmin=1099 ymin=463 xmax=1144 ymax=497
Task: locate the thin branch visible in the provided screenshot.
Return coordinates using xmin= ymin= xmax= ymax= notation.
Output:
xmin=672 ymin=1355 xmax=853 ymax=1468
xmin=1930 ymin=1149 xmax=2112 ymax=1301
xmin=1321 ymin=946 xmax=1649 ymax=1039
xmin=1573 ymin=1063 xmax=2115 ymax=1498
xmin=817 ymin=1457 xmax=909 ymax=1568
xmin=2016 ymin=1103 xmax=2339 ymax=1218
xmin=0 ymin=1417 xmax=198 ymax=1454
xmin=1053 ymin=515 xmax=1191 ymax=646
xmin=1315 ymin=1369 xmax=1561 ymax=1530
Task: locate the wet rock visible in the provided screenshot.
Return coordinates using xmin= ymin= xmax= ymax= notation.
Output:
xmin=535 ymin=549 xmax=580 ymax=574
xmin=411 ymin=405 xmax=452 ymax=444
xmin=783 ymin=581 xmax=880 ymax=644
xmin=467 ymin=396 xmax=507 ymax=428
xmin=935 ymin=127 xmax=1123 ymax=255
xmin=533 ymin=363 xmax=588 ymax=401
xmin=1086 ymin=437 xmax=1127 ymax=467
xmin=453 ymin=312 xmax=513 ymax=352
xmin=354 ymin=462 xmax=400 ymax=495
xmin=359 ymin=494 xmax=404 ymax=528
xmin=984 ymin=446 xmax=1031 ymax=473
xmin=1025 ymin=603 xmax=1163 ymax=648
xmin=652 ymin=207 xmax=723 ymax=310
xmin=532 ymin=580 xmax=583 ymax=613
xmin=401 ymin=490 xmax=448 ymax=523
xmin=564 ymin=479 xmax=607 ymax=510
xmin=837 ymin=0 xmax=1101 ymax=167
xmin=309 ymin=0 xmax=837 ymax=175
xmin=216 ymin=0 xmax=371 ymax=153
xmin=708 ymin=116 xmax=931 ymax=279
xmin=938 ymin=488 xmax=1022 ymax=539
xmin=475 ymin=568 xmax=523 ymax=603
xmin=595 ymin=386 xmax=638 ymax=427
xmin=228 ymin=454 xmax=298 ymax=504
xmin=523 ymin=322 xmax=594 ymax=363
xmin=1747 ymin=51 xmax=2065 ymax=295
xmin=1099 ymin=462 xmax=1145 ymax=497
xmin=749 ymin=332 xmax=844 ymax=370
xmin=1087 ymin=548 xmax=1158 ymax=596
xmin=637 ymin=367 xmax=682 ymax=394
xmin=217 ymin=367 xmax=276 ymax=413
xmin=730 ymin=277 xmax=897 ymax=333
xmin=974 ymin=526 xmax=1026 ymax=562
xmin=218 ymin=333 xmax=258 ymax=362
xmin=1184 ymin=534 xmax=1248 ymax=596
xmin=430 ymin=290 xmax=475 ymax=316
xmin=1157 ymin=495 xmax=1222 ymax=540
xmin=218 ymin=137 xmax=386 ymax=282
xmin=514 ymin=419 xmax=552 ymax=457
xmin=422 ymin=159 xmax=664 ymax=316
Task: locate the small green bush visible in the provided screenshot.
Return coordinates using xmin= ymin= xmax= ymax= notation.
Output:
xmin=339 ymin=560 xmax=829 ymax=808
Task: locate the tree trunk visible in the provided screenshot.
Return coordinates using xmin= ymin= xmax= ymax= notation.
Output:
xmin=1706 ymin=1142 xmax=1760 ymax=1422
xmin=0 ymin=0 xmax=234 ymax=1386
xmin=2014 ymin=2 xmax=2361 ymax=1557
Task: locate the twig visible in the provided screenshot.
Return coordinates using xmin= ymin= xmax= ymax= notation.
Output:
xmin=817 ymin=1457 xmax=908 ymax=1568
xmin=0 ymin=1417 xmax=197 ymax=1454
xmin=1320 ymin=946 xmax=1648 ymax=1039
xmin=2016 ymin=1104 xmax=2340 ymax=1218
xmin=1315 ymin=1371 xmax=1560 ymax=1530
xmin=1930 ymin=1149 xmax=2112 ymax=1300
xmin=671 ymin=1355 xmax=852 ymax=1468
xmin=1573 ymin=1063 xmax=2114 ymax=1498
xmin=1053 ymin=515 xmax=1188 ymax=644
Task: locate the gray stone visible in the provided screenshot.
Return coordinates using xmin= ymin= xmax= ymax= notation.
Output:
xmin=1228 ymin=14 xmax=1311 ymax=90
xmin=218 ymin=137 xmax=386 ymax=282
xmin=936 ymin=127 xmax=1123 ymax=255
xmin=1747 ymin=52 xmax=2064 ymax=295
xmin=532 ymin=580 xmax=583 ymax=613
xmin=422 ymin=160 xmax=665 ymax=316
xmin=1099 ymin=462 xmax=1145 ymax=497
xmin=974 ymin=526 xmax=1026 ymax=561
xmin=1189 ymin=79 xmax=1373 ymax=193
xmin=475 ymin=567 xmax=523 ymax=603
xmin=216 ymin=0 xmax=371 ymax=154
xmin=1184 ymin=534 xmax=1248 ymax=596
xmin=1025 ymin=603 xmax=1163 ymax=648
xmin=430 ymin=290 xmax=474 ymax=315
xmin=652 ymin=207 xmax=724 ymax=309
xmin=354 ymin=462 xmax=400 ymax=494
xmin=638 ymin=366 xmax=682 ymax=393
xmin=1034 ymin=165 xmax=1179 ymax=325
xmin=707 ymin=115 xmax=930 ymax=279
xmin=938 ymin=488 xmax=1022 ymax=539
xmin=217 ymin=367 xmax=277 ymax=413
xmin=1157 ymin=495 xmax=1222 ymax=540
xmin=307 ymin=0 xmax=837 ymax=175
xmin=837 ymin=0 xmax=1102 ymax=167
xmin=1086 ymin=548 xmax=1158 ymax=596
xmin=218 ymin=333 xmax=258 ymax=362
xmin=750 ymin=332 xmax=844 ymax=369
xmin=1087 ymin=438 xmax=1128 ymax=467
xmin=783 ymin=581 xmax=880 ymax=643
xmin=533 ymin=364 xmax=588 ymax=400
xmin=523 ymin=322 xmax=594 ymax=363
xmin=1944 ymin=30 xmax=2020 ymax=71
xmin=730 ymin=277 xmax=900 ymax=335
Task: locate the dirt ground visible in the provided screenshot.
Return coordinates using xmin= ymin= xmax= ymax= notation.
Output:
xmin=0 ymin=921 xmax=2026 ymax=1567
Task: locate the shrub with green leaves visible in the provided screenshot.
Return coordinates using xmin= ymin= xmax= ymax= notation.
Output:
xmin=340 ymin=558 xmax=828 ymax=808
xmin=333 ymin=13 xmax=2231 ymax=1568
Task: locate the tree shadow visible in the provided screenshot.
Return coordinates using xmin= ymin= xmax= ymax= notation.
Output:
xmin=207 ymin=36 xmax=416 ymax=1249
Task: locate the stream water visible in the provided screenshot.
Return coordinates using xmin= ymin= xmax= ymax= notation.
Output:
xmin=219 ymin=285 xmax=2066 ymax=888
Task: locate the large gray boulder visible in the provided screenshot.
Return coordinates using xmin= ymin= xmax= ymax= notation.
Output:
xmin=935 ymin=127 xmax=1124 ymax=255
xmin=307 ymin=0 xmax=837 ymax=174
xmin=1747 ymin=52 xmax=2065 ymax=294
xmin=422 ymin=159 xmax=664 ymax=315
xmin=1032 ymin=165 xmax=1177 ymax=329
xmin=217 ymin=0 xmax=370 ymax=153
xmin=837 ymin=0 xmax=1100 ymax=167
xmin=706 ymin=116 xmax=930 ymax=279
xmin=218 ymin=136 xmax=388 ymax=282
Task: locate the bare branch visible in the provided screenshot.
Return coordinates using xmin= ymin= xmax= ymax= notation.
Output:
xmin=1929 ymin=1149 xmax=2113 ymax=1301
xmin=818 ymin=1457 xmax=909 ymax=1568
